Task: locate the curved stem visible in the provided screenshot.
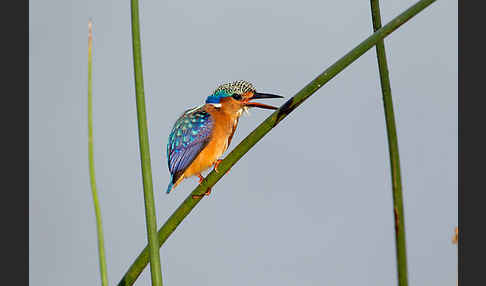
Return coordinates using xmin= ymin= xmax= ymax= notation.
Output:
xmin=130 ymin=0 xmax=163 ymax=285
xmin=370 ymin=1 xmax=408 ymax=285
xmin=88 ymin=20 xmax=109 ymax=286
xmin=118 ymin=0 xmax=436 ymax=284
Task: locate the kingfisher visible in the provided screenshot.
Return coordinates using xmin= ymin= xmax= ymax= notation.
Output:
xmin=166 ymin=80 xmax=283 ymax=196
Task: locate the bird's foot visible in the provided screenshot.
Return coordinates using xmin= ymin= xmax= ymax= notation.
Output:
xmin=191 ymin=188 xmax=212 ymax=199
xmin=192 ymin=174 xmax=212 ymax=199
xmin=214 ymin=159 xmax=230 ymax=174
xmin=197 ymin=174 xmax=204 ymax=183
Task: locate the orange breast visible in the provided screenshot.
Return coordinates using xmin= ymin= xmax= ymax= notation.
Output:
xmin=182 ymin=106 xmax=238 ymax=178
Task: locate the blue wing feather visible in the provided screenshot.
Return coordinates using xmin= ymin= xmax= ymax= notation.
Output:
xmin=167 ymin=106 xmax=214 ymax=186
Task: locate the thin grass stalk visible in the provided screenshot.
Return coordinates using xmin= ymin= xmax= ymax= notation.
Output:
xmin=129 ymin=0 xmax=163 ymax=285
xmin=88 ymin=20 xmax=109 ymax=286
xmin=370 ymin=1 xmax=408 ymax=285
xmin=118 ymin=0 xmax=436 ymax=284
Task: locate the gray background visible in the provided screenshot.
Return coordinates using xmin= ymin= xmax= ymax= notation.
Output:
xmin=30 ymin=0 xmax=457 ymax=285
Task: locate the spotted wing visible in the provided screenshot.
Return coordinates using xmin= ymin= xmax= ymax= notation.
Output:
xmin=167 ymin=107 xmax=214 ymax=181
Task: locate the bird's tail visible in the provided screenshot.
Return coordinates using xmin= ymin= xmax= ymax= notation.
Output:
xmin=167 ymin=175 xmax=184 ymax=194
xmin=166 ymin=180 xmax=174 ymax=194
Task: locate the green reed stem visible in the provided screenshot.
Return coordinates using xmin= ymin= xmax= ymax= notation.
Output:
xmin=130 ymin=0 xmax=163 ymax=285
xmin=88 ymin=20 xmax=109 ymax=286
xmin=370 ymin=1 xmax=409 ymax=285
xmin=118 ymin=0 xmax=436 ymax=284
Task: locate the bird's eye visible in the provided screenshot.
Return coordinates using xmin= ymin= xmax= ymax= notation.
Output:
xmin=232 ymin=94 xmax=242 ymax=100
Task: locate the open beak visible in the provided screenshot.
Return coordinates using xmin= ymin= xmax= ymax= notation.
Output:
xmin=244 ymin=92 xmax=284 ymax=110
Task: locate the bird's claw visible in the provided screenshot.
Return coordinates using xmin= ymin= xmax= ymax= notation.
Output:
xmin=191 ymin=188 xmax=211 ymax=199
xmin=197 ymin=174 xmax=204 ymax=183
xmin=214 ymin=159 xmax=223 ymax=173
xmin=192 ymin=174 xmax=211 ymax=199
xmin=214 ymin=159 xmax=230 ymax=174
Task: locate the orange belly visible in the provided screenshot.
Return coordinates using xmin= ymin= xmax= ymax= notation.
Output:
xmin=182 ymin=135 xmax=227 ymax=178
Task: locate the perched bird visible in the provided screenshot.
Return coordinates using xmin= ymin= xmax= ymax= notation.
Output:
xmin=166 ymin=80 xmax=283 ymax=196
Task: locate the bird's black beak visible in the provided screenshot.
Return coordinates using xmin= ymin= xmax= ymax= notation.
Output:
xmin=252 ymin=92 xmax=284 ymax=100
xmin=244 ymin=92 xmax=284 ymax=110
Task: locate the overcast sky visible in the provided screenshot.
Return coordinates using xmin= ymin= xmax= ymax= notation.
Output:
xmin=30 ymin=0 xmax=457 ymax=285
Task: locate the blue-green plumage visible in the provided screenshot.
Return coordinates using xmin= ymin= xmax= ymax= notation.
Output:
xmin=205 ymin=90 xmax=233 ymax=103
xmin=166 ymin=180 xmax=174 ymax=194
xmin=166 ymin=106 xmax=214 ymax=193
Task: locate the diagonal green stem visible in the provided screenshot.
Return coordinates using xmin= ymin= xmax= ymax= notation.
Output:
xmin=118 ymin=0 xmax=436 ymax=284
xmin=88 ymin=20 xmax=109 ymax=286
xmin=370 ymin=1 xmax=408 ymax=285
xmin=129 ymin=0 xmax=163 ymax=285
